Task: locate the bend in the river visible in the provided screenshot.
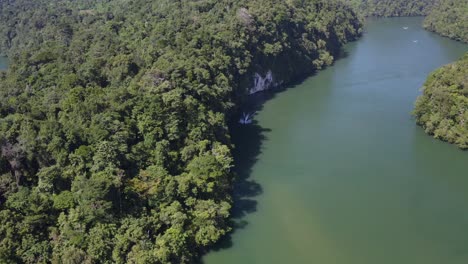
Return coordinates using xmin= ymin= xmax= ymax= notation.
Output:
xmin=204 ymin=17 xmax=468 ymax=264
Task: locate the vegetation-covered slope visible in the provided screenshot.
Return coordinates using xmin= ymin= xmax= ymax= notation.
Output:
xmin=343 ymin=0 xmax=437 ymax=17
xmin=0 ymin=0 xmax=362 ymax=262
xmin=414 ymin=53 xmax=468 ymax=149
xmin=423 ymin=0 xmax=468 ymax=43
xmin=414 ymin=0 xmax=468 ymax=148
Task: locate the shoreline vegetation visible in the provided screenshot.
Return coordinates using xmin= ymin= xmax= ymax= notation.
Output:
xmin=0 ymin=0 xmax=466 ymax=263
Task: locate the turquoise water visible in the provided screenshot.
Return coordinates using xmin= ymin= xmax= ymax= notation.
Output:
xmin=204 ymin=17 xmax=468 ymax=264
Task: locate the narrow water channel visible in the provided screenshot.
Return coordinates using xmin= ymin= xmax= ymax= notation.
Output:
xmin=204 ymin=17 xmax=468 ymax=264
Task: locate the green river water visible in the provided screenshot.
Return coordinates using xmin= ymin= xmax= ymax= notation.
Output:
xmin=204 ymin=17 xmax=468 ymax=264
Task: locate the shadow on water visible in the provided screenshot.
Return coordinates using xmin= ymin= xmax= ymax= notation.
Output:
xmin=200 ymin=99 xmax=271 ymax=255
xmin=199 ymin=49 xmax=350 ymax=260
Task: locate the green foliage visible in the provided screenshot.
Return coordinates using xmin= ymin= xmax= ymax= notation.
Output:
xmin=413 ymin=53 xmax=468 ymax=149
xmin=0 ymin=0 xmax=362 ymax=262
xmin=342 ymin=0 xmax=437 ymax=17
xmin=423 ymin=0 xmax=468 ymax=43
xmin=414 ymin=0 xmax=467 ymax=145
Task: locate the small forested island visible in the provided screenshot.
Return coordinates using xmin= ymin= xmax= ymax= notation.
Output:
xmin=0 ymin=0 xmax=467 ymax=263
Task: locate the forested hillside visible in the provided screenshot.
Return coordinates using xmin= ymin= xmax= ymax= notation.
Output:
xmin=0 ymin=0 xmax=103 ymax=55
xmin=0 ymin=0 xmax=362 ymax=262
xmin=343 ymin=0 xmax=437 ymax=17
xmin=423 ymin=0 xmax=468 ymax=43
xmin=414 ymin=53 xmax=468 ymax=149
xmin=413 ymin=0 xmax=468 ymax=148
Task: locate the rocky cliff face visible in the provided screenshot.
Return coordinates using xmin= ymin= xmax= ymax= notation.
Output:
xmin=249 ymin=70 xmax=276 ymax=94
xmin=249 ymin=70 xmax=275 ymax=94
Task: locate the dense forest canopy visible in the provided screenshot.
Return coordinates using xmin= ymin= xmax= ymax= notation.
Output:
xmin=414 ymin=0 xmax=468 ymax=148
xmin=0 ymin=0 xmax=362 ymax=262
xmin=342 ymin=0 xmax=437 ymax=17
xmin=423 ymin=0 xmax=468 ymax=43
xmin=414 ymin=53 xmax=468 ymax=149
xmin=365 ymin=0 xmax=436 ymax=16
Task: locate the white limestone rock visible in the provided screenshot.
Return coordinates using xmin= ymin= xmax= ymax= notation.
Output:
xmin=249 ymin=70 xmax=275 ymax=94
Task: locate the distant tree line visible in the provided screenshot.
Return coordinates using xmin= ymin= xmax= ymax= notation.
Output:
xmin=341 ymin=0 xmax=437 ymax=17
xmin=346 ymin=0 xmax=467 ymax=43
xmin=423 ymin=0 xmax=468 ymax=43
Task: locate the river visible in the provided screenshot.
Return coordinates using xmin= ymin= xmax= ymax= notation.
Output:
xmin=203 ymin=17 xmax=468 ymax=264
